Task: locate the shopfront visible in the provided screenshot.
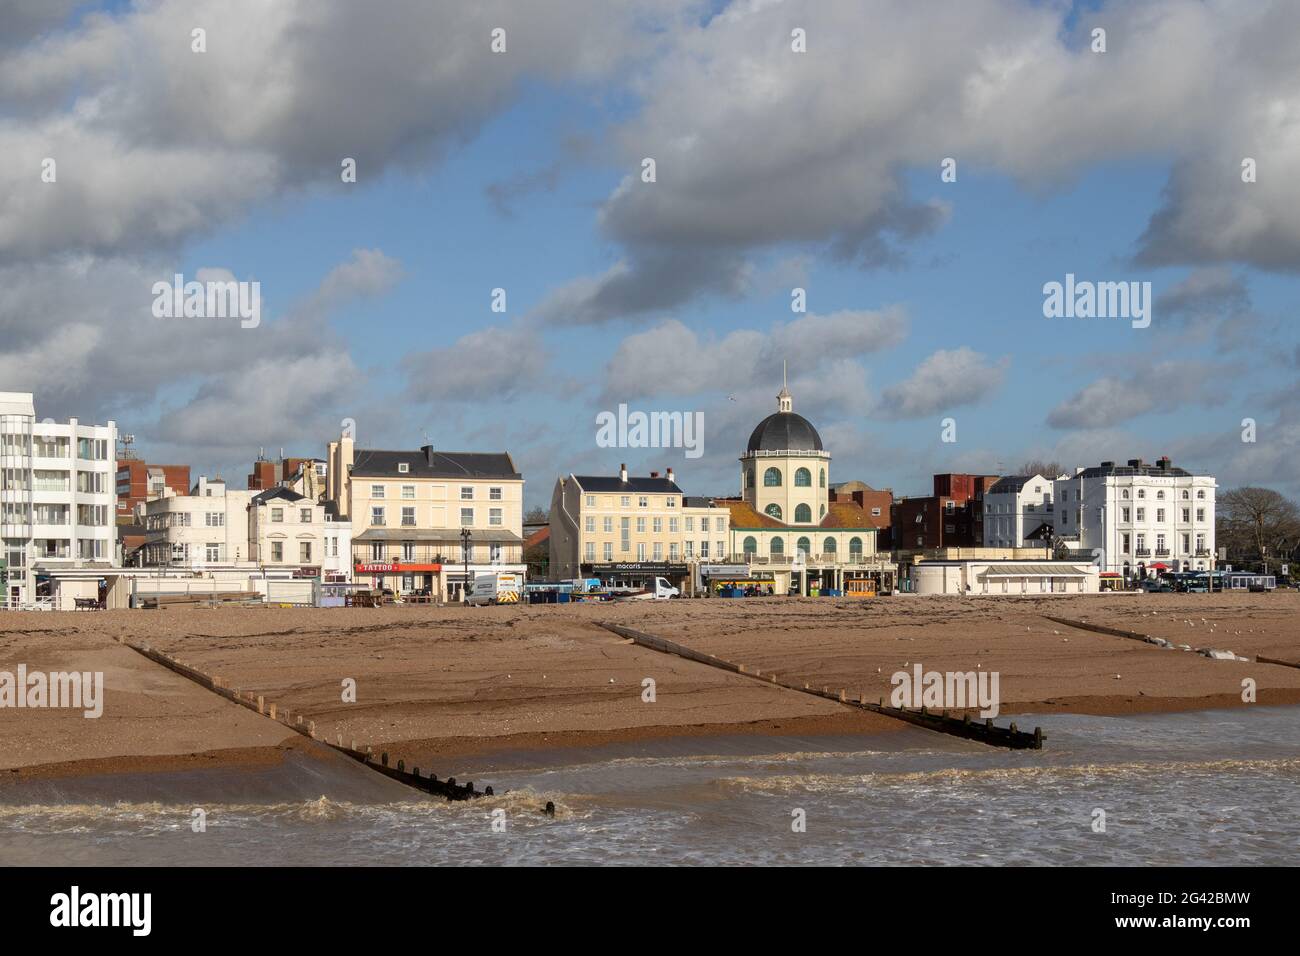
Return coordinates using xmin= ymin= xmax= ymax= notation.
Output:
xmin=354 ymin=561 xmax=442 ymax=596
xmin=587 ymin=562 xmax=689 ymax=591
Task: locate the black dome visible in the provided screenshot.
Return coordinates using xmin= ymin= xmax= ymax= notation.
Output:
xmin=746 ymin=412 xmax=823 ymax=452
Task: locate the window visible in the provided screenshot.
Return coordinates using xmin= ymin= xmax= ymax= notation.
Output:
xmin=637 ymin=543 xmax=647 ymax=561
xmin=1181 ymin=508 xmax=1190 ymax=522
xmin=1156 ymin=490 xmax=1165 ymax=500
xmin=490 ymin=543 xmax=502 ymax=563
xmin=585 ymin=542 xmax=596 ymax=561
xmin=401 ymin=507 xmax=416 ymax=526
xmin=684 ymin=540 xmax=694 ymax=558
xmin=620 ymin=517 xmax=630 ymax=552
xmin=763 ymin=467 xmax=782 ymax=487
xmin=1137 ymin=489 xmax=1146 ymax=499
xmin=460 ymin=507 xmax=474 ymax=526
xmin=794 ymin=503 xmax=811 ymax=523
xmin=1197 ymin=490 xmax=1206 ymax=500
xmin=794 ymin=467 xmax=811 ymax=487
xmin=685 ymin=516 xmax=694 ymax=531
xmin=871 ymin=507 xmax=881 ymax=517
xmin=371 ymin=542 xmax=385 ymax=561
xmin=371 ymin=506 xmax=385 ymax=526
xmin=653 ymin=542 xmax=663 ymax=561
xmin=205 ymin=512 xmax=224 ymax=527
xmin=490 ymin=487 xmax=502 ymax=500
xmin=1136 ymin=508 xmax=1145 ymax=521
xmin=586 ymin=495 xmax=595 ymax=507
xmin=585 ymin=516 xmax=595 ymax=533
xmin=490 ymin=508 xmax=503 ymax=526
xmin=765 ymin=503 xmax=783 ymax=520
xmin=271 ymin=507 xmax=284 ymax=523
xmin=604 ymin=542 xmax=614 ymax=561
xmin=272 ymin=542 xmax=284 ymax=562
xmin=372 ymin=485 xmax=385 ymax=498
xmin=638 ymin=496 xmax=648 ymax=508
xmin=401 ymin=485 xmax=415 ymax=499
xmin=668 ymin=542 xmax=678 ymax=560
xmin=1122 ymin=507 xmax=1131 ymax=522
xmin=823 ymin=537 xmax=837 ymax=554
xmin=1156 ymin=508 xmax=1165 ymax=522
xmin=1196 ymin=508 xmax=1205 ymax=522
xmin=300 ymin=508 xmax=312 ymax=523
xmin=1181 ymin=533 xmax=1190 ymax=553
xmin=1122 ymin=533 xmax=1131 ymax=553
xmin=701 ymin=517 xmax=710 ymax=532
xmin=205 ymin=543 xmax=220 ymax=562
xmin=636 ymin=517 xmax=646 ymax=533
xmin=669 ymin=517 xmax=678 ymax=533
xmin=300 ymin=542 xmax=313 ymax=562
xmin=666 ymin=497 xmax=676 ymax=508
xmin=652 ymin=517 xmax=662 ymax=533
xmin=1182 ymin=490 xmax=1190 ymax=499
xmin=397 ymin=462 xmax=409 ymax=474
xmin=699 ymin=541 xmax=709 ymax=558
xmin=743 ymin=536 xmax=758 ymax=555
xmin=603 ymin=516 xmax=613 ymax=533
xmin=461 ymin=486 xmax=473 ymax=500
xmin=849 ymin=536 xmax=863 ymax=557
xmin=620 ymin=496 xmax=631 ymax=507
xmin=819 ymin=469 xmax=826 ymax=488
xmin=796 ymin=537 xmax=811 ymax=554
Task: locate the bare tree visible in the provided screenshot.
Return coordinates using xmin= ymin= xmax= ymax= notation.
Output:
xmin=1016 ymin=459 xmax=1065 ymax=479
xmin=1218 ymin=487 xmax=1300 ymax=561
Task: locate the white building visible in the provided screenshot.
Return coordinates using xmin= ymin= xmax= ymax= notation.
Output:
xmin=141 ymin=476 xmax=255 ymax=568
xmin=913 ymin=559 xmax=1099 ymax=595
xmin=982 ymin=474 xmax=1054 ymax=548
xmin=1054 ymin=456 xmax=1216 ymax=577
xmin=0 ymin=392 xmax=117 ymax=607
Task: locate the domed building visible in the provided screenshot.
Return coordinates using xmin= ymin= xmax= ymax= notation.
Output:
xmin=715 ymin=375 xmax=896 ymax=595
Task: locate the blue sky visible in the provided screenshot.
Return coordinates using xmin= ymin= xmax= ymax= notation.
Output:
xmin=3 ymin=0 xmax=1298 ymax=509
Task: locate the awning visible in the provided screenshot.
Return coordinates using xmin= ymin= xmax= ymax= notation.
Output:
xmin=979 ymin=564 xmax=1092 ymax=577
xmin=354 ymin=528 xmax=521 ymax=543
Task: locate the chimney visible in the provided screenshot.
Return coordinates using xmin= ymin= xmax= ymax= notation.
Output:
xmin=1127 ymin=458 xmax=1141 ymax=468
xmin=619 ymin=463 xmax=628 ymax=483
xmin=666 ymin=467 xmax=675 ymax=483
xmin=650 ymin=471 xmax=659 ymax=479
xmin=1158 ymin=456 xmax=1171 ymax=470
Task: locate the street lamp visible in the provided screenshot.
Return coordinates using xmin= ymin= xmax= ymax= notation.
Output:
xmin=460 ymin=527 xmax=472 ymax=603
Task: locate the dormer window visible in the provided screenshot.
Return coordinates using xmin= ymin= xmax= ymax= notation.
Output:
xmin=398 ymin=462 xmax=409 ymax=474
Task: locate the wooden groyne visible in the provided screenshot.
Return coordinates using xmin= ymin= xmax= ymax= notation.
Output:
xmin=1043 ymin=614 xmax=1295 ymax=667
xmin=121 ymin=640 xmax=491 ymax=801
xmin=599 ymin=622 xmax=1043 ymax=750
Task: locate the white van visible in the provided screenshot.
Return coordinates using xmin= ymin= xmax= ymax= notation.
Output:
xmin=466 ymin=572 xmax=522 ymax=606
xmin=612 ymin=576 xmax=680 ymax=601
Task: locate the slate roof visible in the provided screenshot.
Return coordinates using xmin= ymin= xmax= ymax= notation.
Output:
xmin=746 ymin=412 xmax=824 ymax=452
xmin=351 ymin=446 xmax=521 ymax=480
xmin=572 ymin=475 xmax=684 ymax=494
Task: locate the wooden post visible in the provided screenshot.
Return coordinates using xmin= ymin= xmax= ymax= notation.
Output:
xmin=268 ymin=703 xmax=277 ymax=720
xmin=257 ymin=695 xmax=264 ymax=714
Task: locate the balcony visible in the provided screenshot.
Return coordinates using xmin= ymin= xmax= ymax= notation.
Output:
xmin=1135 ymin=548 xmax=1151 ymax=557
xmin=1155 ymin=549 xmax=1170 ymax=557
xmin=1195 ymin=549 xmax=1210 ymax=557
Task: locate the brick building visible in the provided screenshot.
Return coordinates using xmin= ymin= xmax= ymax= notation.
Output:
xmin=115 ymin=460 xmax=190 ymax=519
xmin=891 ymin=473 xmax=999 ymax=550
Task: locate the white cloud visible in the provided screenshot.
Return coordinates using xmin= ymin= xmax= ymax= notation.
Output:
xmin=878 ymin=347 xmax=1008 ymax=418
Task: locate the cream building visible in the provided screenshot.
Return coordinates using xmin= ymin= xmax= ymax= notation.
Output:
xmin=248 ymin=486 xmax=342 ymax=576
xmin=549 ymin=465 xmax=729 ymax=588
xmin=326 ymin=434 xmax=524 ymax=600
xmin=718 ymin=380 xmax=896 ymax=594
xmin=141 ymin=476 xmax=254 ymax=567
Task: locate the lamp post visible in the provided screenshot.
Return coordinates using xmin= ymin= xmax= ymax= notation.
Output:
xmin=460 ymin=527 xmax=472 ymax=603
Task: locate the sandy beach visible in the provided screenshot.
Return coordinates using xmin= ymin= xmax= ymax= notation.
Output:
xmin=1 ymin=591 xmax=1297 ymax=783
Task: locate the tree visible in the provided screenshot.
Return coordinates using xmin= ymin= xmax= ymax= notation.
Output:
xmin=523 ymin=506 xmax=549 ymax=525
xmin=1218 ymin=487 xmax=1300 ymax=563
xmin=1016 ymin=459 xmax=1065 ymax=479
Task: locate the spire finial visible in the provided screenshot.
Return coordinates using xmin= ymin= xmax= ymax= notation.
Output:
xmin=777 ymin=362 xmax=793 ymax=412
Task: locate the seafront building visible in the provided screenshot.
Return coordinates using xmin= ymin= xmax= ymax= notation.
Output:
xmin=716 ymin=381 xmax=896 ymax=594
xmin=1054 ymin=456 xmax=1216 ymax=577
xmin=326 ymin=431 xmax=524 ymax=600
xmin=982 ymin=474 xmax=1054 ymax=548
xmin=115 ymin=457 xmax=190 ymax=520
xmin=0 ymin=391 xmax=117 ymax=607
xmin=140 ymin=476 xmax=255 ymax=567
xmin=248 ymin=485 xmax=351 ymax=580
xmin=548 ymin=465 xmax=730 ymax=590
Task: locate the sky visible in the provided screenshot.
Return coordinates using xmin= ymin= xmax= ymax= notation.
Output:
xmin=2 ymin=0 xmax=1298 ymax=511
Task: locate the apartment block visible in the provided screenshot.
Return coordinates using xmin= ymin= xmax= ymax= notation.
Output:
xmin=0 ymin=391 xmax=117 ymax=606
xmin=115 ymin=459 xmax=190 ymax=519
xmin=982 ymin=474 xmax=1054 ymax=548
xmin=141 ymin=476 xmax=254 ymax=567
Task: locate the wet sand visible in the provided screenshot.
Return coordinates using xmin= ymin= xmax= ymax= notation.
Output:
xmin=1 ymin=592 xmax=1297 ymax=783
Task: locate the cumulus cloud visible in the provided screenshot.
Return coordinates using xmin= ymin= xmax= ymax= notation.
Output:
xmin=1045 ymin=359 xmax=1240 ymax=429
xmin=877 ymin=348 xmax=1008 ymax=419
xmin=402 ymin=324 xmax=550 ymax=403
xmin=600 ymin=307 xmax=907 ymax=402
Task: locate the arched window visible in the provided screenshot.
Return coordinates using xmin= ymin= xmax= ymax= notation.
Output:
xmin=764 ymin=467 xmax=782 ymax=487
xmin=1181 ymin=490 xmax=1189 ymax=499
xmin=849 ymin=536 xmax=863 ymax=557
xmin=823 ymin=537 xmax=837 ymax=554
xmin=765 ymin=503 xmax=783 ymax=520
xmin=1156 ymin=490 xmax=1165 ymax=500
xmin=795 ymin=503 xmax=812 ymax=522
xmin=1121 ymin=490 xmax=1130 ymax=499
xmin=819 ymin=504 xmax=826 ymax=518
xmin=819 ymin=469 xmax=826 ymax=488
xmin=770 ymin=537 xmax=785 ymax=556
xmin=796 ymin=537 xmax=811 ymax=554
xmin=794 ymin=467 xmax=811 ymax=487
xmin=742 ymin=536 xmax=758 ymax=555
